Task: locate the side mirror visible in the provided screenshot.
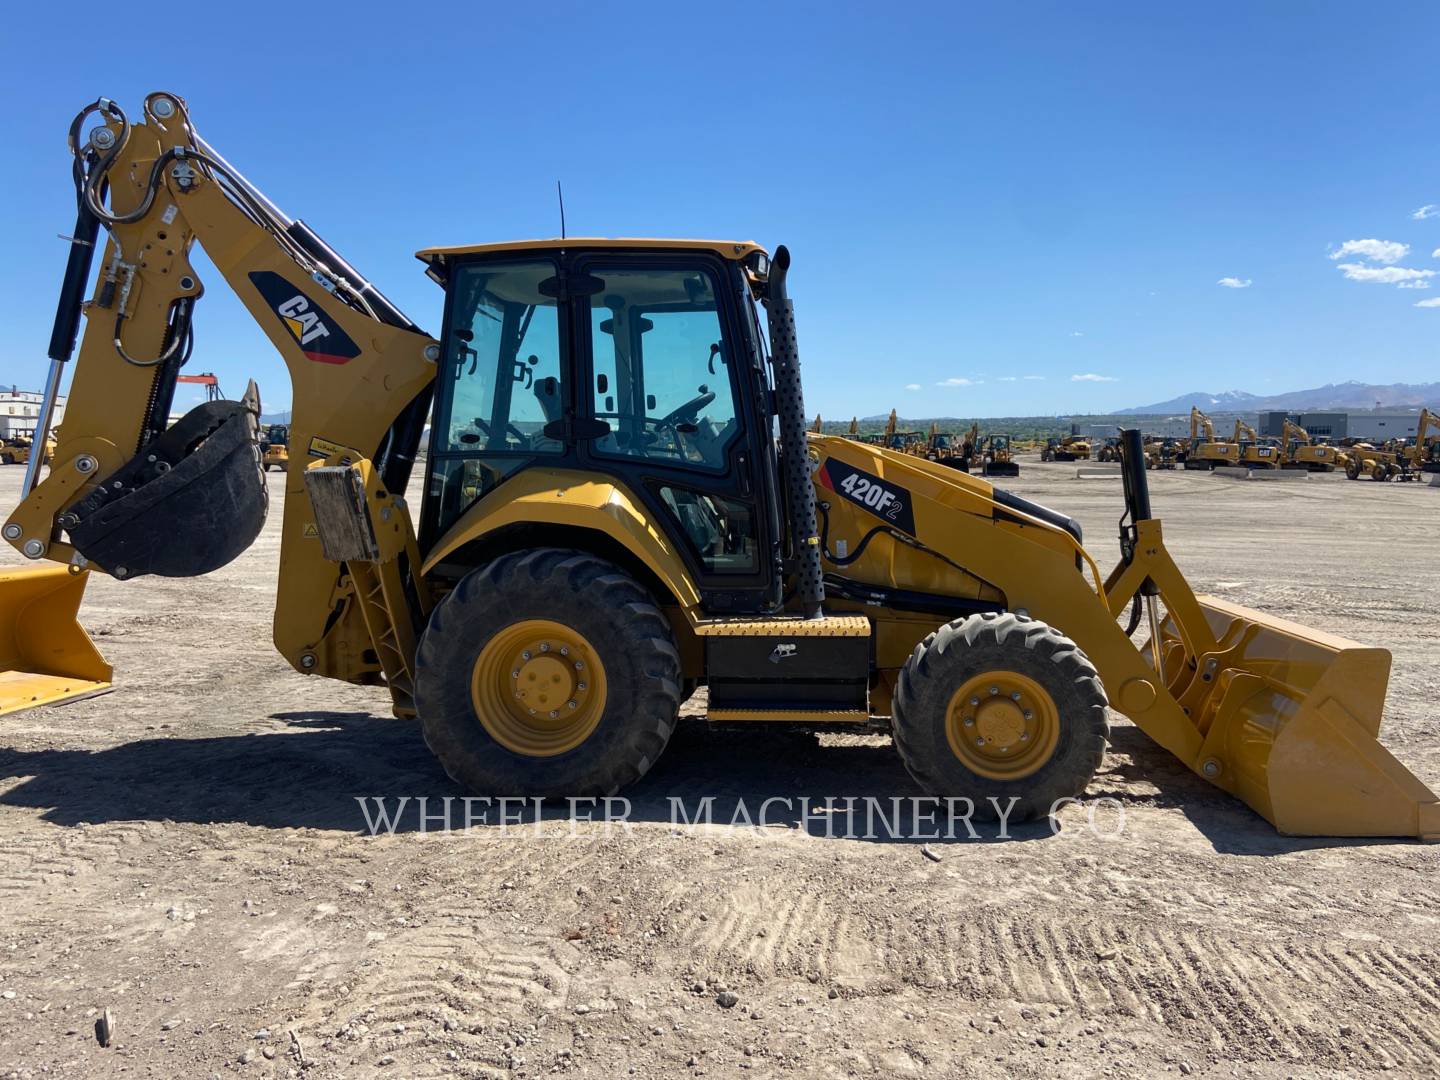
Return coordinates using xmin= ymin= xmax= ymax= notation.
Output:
xmin=597 ymin=373 xmax=608 ymax=394
xmin=647 ymin=394 xmax=657 ymax=410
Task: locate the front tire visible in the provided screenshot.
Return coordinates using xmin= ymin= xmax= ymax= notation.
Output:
xmin=892 ymin=612 xmax=1108 ymax=821
xmin=414 ymin=549 xmax=682 ymax=797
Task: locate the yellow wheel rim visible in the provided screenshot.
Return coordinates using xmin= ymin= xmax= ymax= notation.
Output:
xmin=470 ymin=619 xmax=608 ymax=757
xmin=944 ymin=671 xmax=1060 ymax=781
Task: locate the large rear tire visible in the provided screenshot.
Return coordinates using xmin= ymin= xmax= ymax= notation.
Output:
xmin=414 ymin=549 xmax=683 ymax=797
xmin=892 ymin=612 xmax=1108 ymax=821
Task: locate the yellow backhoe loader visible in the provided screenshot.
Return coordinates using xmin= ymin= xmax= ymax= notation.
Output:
xmin=880 ymin=409 xmax=924 ymax=454
xmin=261 ymin=423 xmax=290 ymax=472
xmin=1040 ymin=436 xmax=1090 ymax=462
xmin=980 ymin=433 xmax=1020 ymax=478
xmin=1231 ymin=419 xmax=1279 ymax=469
xmin=919 ymin=423 xmax=971 ymax=473
xmin=1 ymin=93 xmax=1435 ymax=839
xmin=0 ymin=431 xmax=57 ymax=468
xmin=1279 ymin=419 xmax=1337 ymax=472
xmin=1183 ymin=407 xmax=1240 ymax=470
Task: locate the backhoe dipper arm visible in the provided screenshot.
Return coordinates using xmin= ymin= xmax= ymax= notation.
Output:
xmin=4 ymin=93 xmax=438 ymax=684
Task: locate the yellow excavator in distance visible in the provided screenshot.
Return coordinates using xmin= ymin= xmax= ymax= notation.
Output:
xmin=1279 ymin=419 xmax=1337 ymax=472
xmin=1183 ymin=407 xmax=1240 ymax=470
xmin=1404 ymin=408 xmax=1439 ymax=475
xmin=1231 ymin=419 xmax=1279 ymax=469
xmin=1 ymin=92 xmax=1435 ymax=840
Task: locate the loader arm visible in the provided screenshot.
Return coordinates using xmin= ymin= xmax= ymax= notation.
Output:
xmin=3 ymin=94 xmax=437 ymax=686
xmin=807 ymin=432 xmax=1438 ymax=839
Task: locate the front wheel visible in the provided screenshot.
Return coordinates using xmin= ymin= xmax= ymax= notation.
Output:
xmin=415 ymin=549 xmax=683 ymax=797
xmin=891 ymin=612 xmax=1109 ymax=821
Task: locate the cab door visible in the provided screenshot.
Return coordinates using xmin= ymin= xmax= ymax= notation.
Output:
xmin=572 ymin=252 xmax=778 ymax=614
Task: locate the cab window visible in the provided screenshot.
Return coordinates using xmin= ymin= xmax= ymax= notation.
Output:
xmin=587 ymin=266 xmax=739 ymax=472
xmin=441 ymin=261 xmax=564 ymax=455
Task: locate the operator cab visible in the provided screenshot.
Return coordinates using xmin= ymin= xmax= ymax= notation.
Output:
xmin=416 ymin=239 xmax=782 ymax=612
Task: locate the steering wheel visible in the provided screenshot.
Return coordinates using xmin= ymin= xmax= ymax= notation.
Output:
xmin=658 ymin=388 xmax=716 ymax=430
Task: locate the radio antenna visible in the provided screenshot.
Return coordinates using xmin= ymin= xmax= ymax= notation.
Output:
xmin=556 ymin=181 xmax=566 ymax=239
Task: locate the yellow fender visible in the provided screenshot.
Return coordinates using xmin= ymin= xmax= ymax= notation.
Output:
xmin=422 ymin=468 xmax=701 ymax=612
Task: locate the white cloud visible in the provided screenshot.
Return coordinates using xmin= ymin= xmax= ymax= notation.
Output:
xmin=1335 ymin=263 xmax=1436 ymax=286
xmin=1413 ymin=204 xmax=1439 ymax=220
xmin=936 ymin=377 xmax=982 ymax=387
xmin=1071 ymin=373 xmax=1117 ymax=383
xmin=904 ymin=383 xmax=922 ymax=391
xmin=1069 ymin=331 xmax=1085 ymax=337
xmin=1329 ymin=239 xmax=1408 ymax=264
xmin=1022 ymin=375 xmax=1046 ymax=381
xmin=1397 ymin=280 xmax=1431 ymax=290
xmin=1434 ymin=248 xmax=1440 ymax=258
xmin=997 ymin=376 xmax=1017 ymax=382
xmin=1415 ymin=297 xmax=1440 ymax=308
xmin=1217 ymin=277 xmax=1252 ymax=289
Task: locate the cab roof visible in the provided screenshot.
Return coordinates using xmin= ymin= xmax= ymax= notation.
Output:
xmin=415 ymin=238 xmax=766 ymax=264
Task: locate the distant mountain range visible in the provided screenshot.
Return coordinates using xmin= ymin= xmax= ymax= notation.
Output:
xmin=259 ymin=410 xmax=291 ymax=425
xmin=1124 ymin=381 xmax=1439 ymax=415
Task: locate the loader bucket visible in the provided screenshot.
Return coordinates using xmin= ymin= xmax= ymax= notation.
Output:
xmin=1162 ymin=596 xmax=1439 ymax=840
xmin=0 ymin=566 xmax=111 ymax=716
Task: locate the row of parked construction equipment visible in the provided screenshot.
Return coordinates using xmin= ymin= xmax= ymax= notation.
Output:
xmin=827 ymin=405 xmax=1439 ymax=484
xmin=1126 ymin=406 xmax=1439 ymax=480
xmin=813 ymin=413 xmax=1022 ymax=477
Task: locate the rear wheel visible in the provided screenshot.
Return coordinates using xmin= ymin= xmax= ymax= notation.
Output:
xmin=892 ymin=612 xmax=1108 ymax=821
xmin=1345 ymin=459 xmax=1360 ymax=480
xmin=1372 ymin=463 xmax=1389 ymax=482
xmin=415 ymin=549 xmax=683 ymax=797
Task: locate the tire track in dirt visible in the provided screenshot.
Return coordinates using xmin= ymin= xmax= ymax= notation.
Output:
xmin=665 ymin=878 xmax=1440 ymax=1069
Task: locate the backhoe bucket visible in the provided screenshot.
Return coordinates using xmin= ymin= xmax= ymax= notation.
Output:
xmin=66 ymin=393 xmax=267 ymax=579
xmin=0 ymin=566 xmax=111 ymax=716
xmin=1162 ymin=596 xmax=1439 ymax=840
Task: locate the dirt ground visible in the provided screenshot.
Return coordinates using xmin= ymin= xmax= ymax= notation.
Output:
xmin=1 ymin=457 xmax=1437 ymax=1079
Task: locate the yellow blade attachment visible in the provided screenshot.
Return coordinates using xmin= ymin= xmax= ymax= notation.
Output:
xmin=1164 ymin=596 xmax=1438 ymax=840
xmin=0 ymin=565 xmax=112 ymax=716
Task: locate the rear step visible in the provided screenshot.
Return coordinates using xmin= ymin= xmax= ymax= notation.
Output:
xmin=696 ymin=615 xmax=872 ymax=716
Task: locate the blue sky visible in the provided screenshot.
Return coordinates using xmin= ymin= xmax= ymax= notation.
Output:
xmin=1 ymin=3 xmax=1437 ymax=418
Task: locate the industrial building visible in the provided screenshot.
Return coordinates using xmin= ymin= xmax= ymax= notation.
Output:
xmin=1 ymin=388 xmax=66 ymax=439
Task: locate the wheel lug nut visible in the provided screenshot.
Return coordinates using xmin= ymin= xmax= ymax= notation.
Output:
xmin=511 ymin=670 xmax=520 ymax=679
xmin=575 ymin=661 xmax=584 ymax=670
xmin=549 ymin=710 xmax=558 ymax=718
xmin=522 ymin=651 xmax=532 ymax=660
xmin=1023 ymin=709 xmax=1033 ymax=720
xmin=577 ymin=682 xmax=586 ymax=691
xmin=975 ymin=737 xmax=985 ymax=746
xmin=560 ymin=646 xmax=569 ymax=656
xmin=567 ymin=700 xmax=577 ymax=709
xmin=1010 ymin=691 xmax=1021 ymax=701
xmin=969 ymin=697 xmax=980 ymax=707
xmin=528 ymin=708 xmax=536 ymax=715
xmin=962 ymin=716 xmax=973 ymax=726
xmin=540 ymin=642 xmax=550 ymax=652
xmin=989 ymin=686 xmax=999 ymax=696
xmin=1020 ymin=732 xmax=1029 ymax=741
